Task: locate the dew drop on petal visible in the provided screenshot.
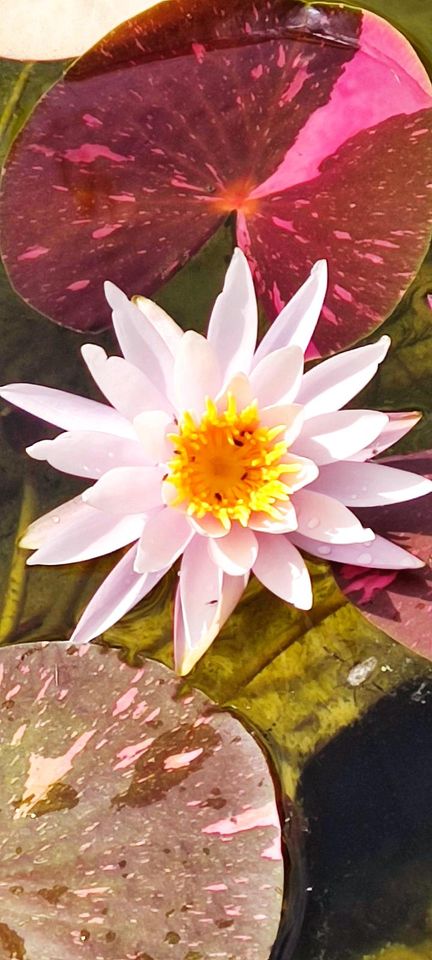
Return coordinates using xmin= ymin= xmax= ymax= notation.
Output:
xmin=317 ymin=544 xmax=331 ymax=556
xmin=307 ymin=517 xmax=320 ymax=530
xmin=357 ymin=552 xmax=372 ymax=565
xmin=52 ymin=516 xmax=60 ymax=524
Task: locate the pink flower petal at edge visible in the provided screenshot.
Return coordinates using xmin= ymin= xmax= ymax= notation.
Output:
xmin=83 ymin=466 xmax=164 ymax=514
xmin=20 ymin=495 xmax=90 ymax=549
xmin=253 ymin=534 xmax=312 ymax=609
xmin=0 ymin=383 xmax=134 ymax=437
xmin=252 ymin=260 xmax=328 ymax=364
xmin=27 ymin=430 xmax=149 ymax=479
xmin=249 ymin=345 xmax=304 ymax=407
xmin=175 ymin=536 xmax=248 ymax=675
xmin=291 ymin=531 xmax=424 ymax=569
xmin=209 ymin=525 xmax=258 ymax=575
xmin=292 ymin=410 xmax=388 ymax=465
xmin=292 ymin=489 xmax=374 ymax=544
xmin=135 ymin=509 xmax=193 ymax=573
xmin=26 ymin=508 xmax=144 ymax=565
xmin=310 ymin=461 xmax=432 ymax=507
xmin=207 ymin=247 xmax=258 ymax=384
xmin=133 ymin=294 xmax=184 ymax=355
xmin=297 ymin=337 xmax=390 ymax=417
xmin=104 ymin=280 xmax=174 ymax=394
xmin=81 ymin=344 xmax=171 ymax=418
xmin=70 ymin=544 xmax=168 ymax=645
xmin=351 ymin=411 xmax=422 ymax=461
xmin=174 ymin=331 xmax=221 ymax=417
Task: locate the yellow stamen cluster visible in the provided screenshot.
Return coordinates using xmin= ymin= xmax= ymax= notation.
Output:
xmin=166 ymin=394 xmax=299 ymax=528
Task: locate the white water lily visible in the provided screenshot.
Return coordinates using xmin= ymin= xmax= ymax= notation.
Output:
xmin=1 ymin=250 xmax=430 ymax=674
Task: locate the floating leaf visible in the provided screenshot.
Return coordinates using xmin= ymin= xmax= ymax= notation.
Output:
xmin=1 ymin=0 xmax=431 ymax=352
xmin=0 ymin=642 xmax=283 ymax=959
xmin=334 ymin=452 xmax=432 ymax=660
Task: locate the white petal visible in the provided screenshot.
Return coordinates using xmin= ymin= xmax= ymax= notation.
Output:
xmin=70 ymin=543 xmax=168 ymax=645
xmin=133 ymin=410 xmax=173 ymax=463
xmin=253 ymin=260 xmax=328 ymax=363
xmin=0 ymin=383 xmax=134 ymax=437
xmin=189 ymin=514 xmax=230 ymax=538
xmin=310 ymin=460 xmax=432 ymax=507
xmin=207 ymin=247 xmax=257 ymax=383
xmin=104 ymin=281 xmax=174 ymax=394
xmin=20 ymin=495 xmax=88 ymax=549
xmin=216 ymin=372 xmax=253 ymax=411
xmin=133 ymin=294 xmax=184 ymax=354
xmin=350 ymin=411 xmax=422 ymax=461
xmin=248 ymin=500 xmax=298 ymax=533
xmin=83 ymin=466 xmax=163 ymax=514
xmin=292 ymin=410 xmax=388 ymax=465
xmin=253 ymin=533 xmax=312 ymax=609
xmin=291 ymin=531 xmax=424 ymax=569
xmin=174 ymin=536 xmax=247 ymax=675
xmin=297 ymin=336 xmax=391 ymax=418
xmin=174 ymin=331 xmax=220 ymax=416
xmin=27 ymin=430 xmax=148 ymax=479
xmin=209 ymin=525 xmax=258 ymax=575
xmin=135 ymin=508 xmax=193 ymax=573
xmin=81 ymin=344 xmax=171 ymax=419
xmin=26 ymin=509 xmax=143 ymax=565
xmin=260 ymin=402 xmax=304 ymax=446
xmin=292 ymin=489 xmax=374 ymax=543
xmin=249 ymin=345 xmax=303 ymax=407
xmin=280 ymin=453 xmax=319 ymax=492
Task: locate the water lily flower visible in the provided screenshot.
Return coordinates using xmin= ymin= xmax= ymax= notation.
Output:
xmin=1 ymin=250 xmax=431 ymax=674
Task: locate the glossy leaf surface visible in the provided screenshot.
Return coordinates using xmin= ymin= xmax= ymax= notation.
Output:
xmin=0 ymin=642 xmax=282 ymax=959
xmin=1 ymin=0 xmax=432 ymax=353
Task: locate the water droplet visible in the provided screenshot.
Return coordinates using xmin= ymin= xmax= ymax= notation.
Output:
xmin=351 ymin=493 xmax=357 ymax=500
xmin=52 ymin=516 xmax=60 ymax=524
xmin=108 ymin=451 xmax=114 ymax=459
xmin=361 ymin=486 xmax=368 ymax=492
xmin=83 ymin=464 xmax=89 ymax=472
xmin=307 ymin=516 xmax=320 ymax=530
xmin=318 ymin=545 xmax=331 ymax=556
xmin=357 ymin=551 xmax=372 ymax=564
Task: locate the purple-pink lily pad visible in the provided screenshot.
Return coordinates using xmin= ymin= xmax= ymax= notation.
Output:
xmin=0 ymin=642 xmax=283 ymax=959
xmin=334 ymin=451 xmax=432 ymax=660
xmin=1 ymin=0 xmax=432 ymax=351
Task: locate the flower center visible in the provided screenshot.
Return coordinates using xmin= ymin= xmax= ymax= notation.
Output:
xmin=166 ymin=395 xmax=299 ymax=528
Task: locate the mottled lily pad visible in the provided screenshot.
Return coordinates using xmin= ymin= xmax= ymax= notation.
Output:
xmin=0 ymin=642 xmax=282 ymax=959
xmin=1 ymin=0 xmax=431 ymax=352
xmin=334 ymin=452 xmax=432 ymax=660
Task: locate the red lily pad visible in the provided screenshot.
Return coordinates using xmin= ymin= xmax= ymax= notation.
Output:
xmin=0 ymin=642 xmax=283 ymax=959
xmin=334 ymin=452 xmax=432 ymax=660
xmin=1 ymin=1 xmax=431 ymax=351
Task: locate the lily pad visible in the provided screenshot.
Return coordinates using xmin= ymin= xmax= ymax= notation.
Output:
xmin=1 ymin=0 xmax=431 ymax=352
xmin=0 ymin=642 xmax=283 ymax=959
xmin=334 ymin=451 xmax=432 ymax=660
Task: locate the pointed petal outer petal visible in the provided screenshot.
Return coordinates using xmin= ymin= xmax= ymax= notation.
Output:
xmin=133 ymin=294 xmax=183 ymax=354
xmin=20 ymin=495 xmax=89 ymax=549
xmin=350 ymin=411 xmax=422 ymax=461
xmin=249 ymin=345 xmax=304 ymax=407
xmin=0 ymin=383 xmax=134 ymax=437
xmin=248 ymin=500 xmax=298 ymax=534
xmin=70 ymin=543 xmax=168 ymax=646
xmin=26 ymin=508 xmax=143 ymax=565
xmin=253 ymin=260 xmax=328 ymax=364
xmin=310 ymin=460 xmax=432 ymax=507
xmin=174 ymin=536 xmax=248 ymax=675
xmin=27 ymin=430 xmax=148 ymax=479
xmin=292 ymin=410 xmax=388 ymax=465
xmin=133 ymin=410 xmax=173 ymax=463
xmin=209 ymin=525 xmax=258 ymax=575
xmin=135 ymin=508 xmax=193 ymax=573
xmin=82 ymin=465 xmax=164 ymax=514
xmin=260 ymin=403 xmax=304 ymax=446
xmin=104 ymin=281 xmax=174 ymax=393
xmin=189 ymin=514 xmax=230 ymax=538
xmin=174 ymin=330 xmax=221 ymax=417
xmin=81 ymin=344 xmax=171 ymax=419
xmin=253 ymin=533 xmax=312 ymax=609
xmin=296 ymin=336 xmax=391 ymax=418
xmin=207 ymin=247 xmax=258 ymax=383
xmin=292 ymin=488 xmax=374 ymax=543
xmin=291 ymin=531 xmax=424 ymax=570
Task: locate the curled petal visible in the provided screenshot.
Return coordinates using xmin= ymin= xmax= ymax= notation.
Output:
xmin=249 ymin=345 xmax=303 ymax=407
xmin=81 ymin=344 xmax=170 ymax=419
xmin=70 ymin=544 xmax=169 ymax=646
xmin=83 ymin=466 xmax=164 ymax=514
xmin=297 ymin=336 xmax=390 ymax=417
xmin=253 ymin=259 xmax=328 ymax=363
xmin=135 ymin=508 xmax=193 ymax=573
xmin=253 ymin=533 xmax=312 ymax=609
xmin=291 ymin=531 xmax=424 ymax=570
xmin=133 ymin=293 xmax=183 ymax=354
xmin=207 ymin=247 xmax=258 ymax=384
xmin=209 ymin=525 xmax=258 ymax=575
xmin=0 ymin=383 xmax=133 ymax=437
xmin=310 ymin=460 xmax=432 ymax=507
xmin=292 ymin=488 xmax=374 ymax=543
xmin=27 ymin=430 xmax=148 ymax=479
xmin=104 ymin=281 xmax=174 ymax=394
xmin=292 ymin=410 xmax=388 ymax=465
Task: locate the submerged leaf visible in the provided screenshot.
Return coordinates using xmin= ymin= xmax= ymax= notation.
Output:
xmin=0 ymin=642 xmax=282 ymax=959
xmin=1 ymin=0 xmax=431 ymax=352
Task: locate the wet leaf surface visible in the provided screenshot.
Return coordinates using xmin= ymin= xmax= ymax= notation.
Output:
xmin=1 ymin=0 xmax=431 ymax=354
xmin=334 ymin=451 xmax=432 ymax=660
xmin=0 ymin=642 xmax=283 ymax=960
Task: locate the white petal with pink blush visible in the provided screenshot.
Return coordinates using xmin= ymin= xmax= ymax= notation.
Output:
xmin=1 ymin=249 xmax=429 ymax=674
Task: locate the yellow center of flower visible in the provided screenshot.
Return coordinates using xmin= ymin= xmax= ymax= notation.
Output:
xmin=166 ymin=395 xmax=299 ymax=528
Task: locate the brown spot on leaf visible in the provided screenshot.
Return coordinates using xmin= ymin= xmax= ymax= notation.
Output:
xmin=164 ymin=931 xmax=180 ymax=944
xmin=37 ymin=884 xmax=68 ymax=905
xmin=0 ymin=922 xmax=25 ymax=959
